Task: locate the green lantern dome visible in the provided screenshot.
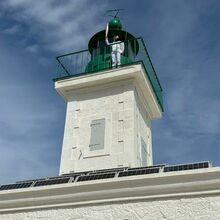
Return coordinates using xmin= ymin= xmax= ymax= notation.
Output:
xmin=86 ymin=17 xmax=139 ymax=74
xmin=108 ymin=18 xmax=122 ymax=30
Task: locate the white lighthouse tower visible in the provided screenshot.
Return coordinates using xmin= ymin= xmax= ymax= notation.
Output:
xmin=55 ymin=17 xmax=163 ymax=175
xmin=2 ymin=13 xmax=220 ymax=220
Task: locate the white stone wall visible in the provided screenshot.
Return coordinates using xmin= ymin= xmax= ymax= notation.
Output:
xmin=56 ymin=65 xmax=161 ymax=174
xmin=60 ymin=80 xmax=155 ymax=174
xmin=59 ymin=78 xmax=154 ymax=174
xmin=1 ymin=196 xmax=220 ymax=219
xmin=1 ymin=168 xmax=220 ymax=219
xmin=60 ymin=80 xmax=137 ymax=174
xmin=134 ymin=86 xmax=152 ymax=166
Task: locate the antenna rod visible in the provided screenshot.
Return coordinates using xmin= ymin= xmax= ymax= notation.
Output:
xmin=106 ymin=9 xmax=124 ymax=19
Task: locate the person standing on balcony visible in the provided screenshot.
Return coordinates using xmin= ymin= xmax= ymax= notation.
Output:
xmin=105 ymin=23 xmax=124 ymax=67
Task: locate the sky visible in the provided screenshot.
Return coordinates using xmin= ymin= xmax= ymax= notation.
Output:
xmin=0 ymin=0 xmax=219 ymax=184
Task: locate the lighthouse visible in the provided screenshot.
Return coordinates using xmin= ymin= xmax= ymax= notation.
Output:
xmin=55 ymin=16 xmax=163 ymax=174
xmin=1 ymin=12 xmax=219 ymax=219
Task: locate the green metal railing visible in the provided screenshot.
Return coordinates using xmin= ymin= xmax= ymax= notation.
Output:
xmin=54 ymin=37 xmax=163 ymax=111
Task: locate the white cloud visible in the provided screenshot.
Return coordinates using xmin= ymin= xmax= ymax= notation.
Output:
xmin=25 ymin=44 xmax=39 ymax=53
xmin=1 ymin=0 xmax=108 ymax=52
xmin=2 ymin=24 xmax=21 ymax=34
xmin=0 ymin=0 xmax=111 ymax=184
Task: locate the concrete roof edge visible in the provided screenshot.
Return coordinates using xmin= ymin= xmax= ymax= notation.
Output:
xmin=1 ymin=167 xmax=220 ymax=213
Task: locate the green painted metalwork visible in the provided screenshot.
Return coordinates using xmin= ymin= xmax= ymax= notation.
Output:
xmin=54 ymin=37 xmax=163 ymax=112
xmin=86 ymin=37 xmax=137 ymax=72
xmin=108 ymin=18 xmax=122 ymax=30
xmin=87 ymin=24 xmax=139 ymax=73
xmin=88 ymin=30 xmax=139 ymax=54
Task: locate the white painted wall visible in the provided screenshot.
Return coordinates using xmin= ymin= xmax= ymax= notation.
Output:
xmin=56 ymin=65 xmax=161 ymax=174
xmin=60 ymin=80 xmax=136 ymax=173
xmin=134 ymin=86 xmax=153 ymax=166
xmin=1 ymin=196 xmax=220 ymax=220
xmin=1 ymin=168 xmax=220 ymax=219
xmin=59 ymin=79 xmax=153 ymax=174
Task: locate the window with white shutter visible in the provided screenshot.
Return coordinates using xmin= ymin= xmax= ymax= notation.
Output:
xmin=89 ymin=118 xmax=105 ymax=151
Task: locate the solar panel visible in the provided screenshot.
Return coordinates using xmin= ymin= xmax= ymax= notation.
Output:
xmin=163 ymin=161 xmax=211 ymax=172
xmin=91 ymin=167 xmax=127 ymax=175
xmin=48 ymin=176 xmax=74 ymax=180
xmin=77 ymin=172 xmax=116 ymax=182
xmin=61 ymin=167 xmax=127 ymax=179
xmin=16 ymin=178 xmax=45 ymax=184
xmin=61 ymin=171 xmax=90 ymax=178
xmin=34 ymin=177 xmax=70 ymax=187
xmin=0 ymin=162 xmax=213 ymax=191
xmin=118 ymin=167 xmax=160 ymax=177
xmin=0 ymin=182 xmax=33 ymax=191
xmin=127 ymin=164 xmax=165 ymax=171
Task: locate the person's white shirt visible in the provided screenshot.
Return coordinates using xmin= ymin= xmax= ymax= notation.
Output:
xmin=105 ymin=34 xmax=124 ymax=53
xmin=105 ymin=23 xmax=124 ymax=53
xmin=105 ymin=24 xmax=124 ymax=67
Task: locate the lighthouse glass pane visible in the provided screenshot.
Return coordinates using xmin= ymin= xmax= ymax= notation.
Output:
xmin=89 ymin=118 xmax=105 ymax=151
xmin=141 ymin=138 xmax=147 ymax=166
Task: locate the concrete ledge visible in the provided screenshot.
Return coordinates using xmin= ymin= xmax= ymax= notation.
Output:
xmin=55 ymin=64 xmax=162 ymax=119
xmin=1 ymin=168 xmax=220 ymax=213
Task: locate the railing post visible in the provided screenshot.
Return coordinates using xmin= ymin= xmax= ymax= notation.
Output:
xmin=81 ymin=51 xmax=84 ymax=73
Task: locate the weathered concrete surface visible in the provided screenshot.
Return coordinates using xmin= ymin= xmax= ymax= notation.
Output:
xmin=1 ymin=196 xmax=220 ymax=220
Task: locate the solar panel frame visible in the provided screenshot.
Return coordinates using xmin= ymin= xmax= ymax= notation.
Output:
xmin=127 ymin=164 xmax=165 ymax=171
xmin=163 ymin=161 xmax=211 ymax=172
xmin=61 ymin=171 xmax=90 ymax=178
xmin=118 ymin=167 xmax=160 ymax=177
xmin=16 ymin=178 xmax=45 ymax=184
xmin=77 ymin=172 xmax=116 ymax=182
xmin=0 ymin=161 xmax=213 ymax=191
xmin=48 ymin=175 xmax=76 ymax=180
xmin=91 ymin=167 xmax=127 ymax=175
xmin=61 ymin=167 xmax=128 ymax=179
xmin=0 ymin=182 xmax=33 ymax=191
xmin=33 ymin=177 xmax=70 ymax=187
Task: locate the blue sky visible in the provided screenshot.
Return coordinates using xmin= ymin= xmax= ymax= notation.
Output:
xmin=0 ymin=0 xmax=220 ymax=184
